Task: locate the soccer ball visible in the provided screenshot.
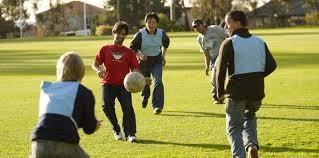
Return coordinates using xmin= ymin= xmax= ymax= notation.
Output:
xmin=124 ymin=72 xmax=145 ymax=93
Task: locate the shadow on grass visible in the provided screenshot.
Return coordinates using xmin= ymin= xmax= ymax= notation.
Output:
xmin=274 ymin=53 xmax=319 ymax=68
xmin=162 ymin=111 xmax=225 ymax=118
xmin=262 ymin=104 xmax=319 ymax=110
xmin=138 ymin=139 xmax=319 ymax=153
xmin=262 ymin=145 xmax=319 ymax=153
xmin=162 ymin=110 xmax=319 ymax=122
xmin=138 ymin=139 xmax=229 ymax=150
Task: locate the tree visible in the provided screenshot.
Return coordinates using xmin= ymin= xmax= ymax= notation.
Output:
xmin=34 ymin=0 xmax=72 ymax=36
xmin=303 ymin=0 xmax=319 ymax=13
xmin=0 ymin=0 xmax=32 ymax=37
xmin=0 ymin=0 xmax=29 ymax=21
xmin=172 ymin=0 xmax=191 ymax=31
xmin=0 ymin=9 xmax=15 ymax=38
xmin=232 ymin=0 xmax=258 ymax=12
xmin=190 ymin=0 xmax=232 ymax=26
xmin=303 ymin=0 xmax=319 ymax=25
xmin=105 ymin=0 xmax=166 ymax=31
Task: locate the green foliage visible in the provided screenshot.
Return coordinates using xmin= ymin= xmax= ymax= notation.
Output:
xmin=190 ymin=0 xmax=232 ymax=25
xmin=0 ymin=27 xmax=319 ymax=157
xmin=95 ymin=24 xmax=113 ymax=36
xmin=158 ymin=13 xmax=184 ymax=32
xmin=303 ymin=0 xmax=319 ymax=13
xmin=305 ymin=12 xmax=319 ymax=25
xmin=105 ymin=0 xmax=167 ymax=30
xmin=0 ymin=16 xmax=15 ymax=38
xmin=0 ymin=0 xmax=29 ymax=21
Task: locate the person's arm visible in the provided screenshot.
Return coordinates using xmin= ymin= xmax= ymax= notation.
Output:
xmin=197 ymin=36 xmax=210 ymax=76
xmin=77 ymin=87 xmax=102 ymax=134
xmin=130 ymin=31 xmax=147 ymax=61
xmin=92 ymin=48 xmax=106 ymax=79
xmin=264 ymin=43 xmax=277 ymax=77
xmin=130 ymin=32 xmax=142 ymax=53
xmin=92 ymin=59 xmax=105 ymax=79
xmin=215 ymin=38 xmax=232 ymax=99
xmin=203 ymin=51 xmax=211 ymax=76
xmin=161 ymin=31 xmax=170 ymax=66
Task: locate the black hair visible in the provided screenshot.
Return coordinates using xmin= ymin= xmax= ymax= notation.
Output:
xmin=112 ymin=21 xmax=129 ymax=35
xmin=226 ymin=10 xmax=247 ymax=27
xmin=144 ymin=12 xmax=159 ymax=23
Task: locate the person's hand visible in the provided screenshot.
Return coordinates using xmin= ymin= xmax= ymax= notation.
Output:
xmin=145 ymin=77 xmax=152 ymax=86
xmin=205 ymin=67 xmax=210 ymax=76
xmin=138 ymin=52 xmax=147 ymax=61
xmin=97 ymin=69 xmax=105 ymax=79
xmin=95 ymin=120 xmax=103 ymax=131
xmin=162 ymin=55 xmax=166 ymax=66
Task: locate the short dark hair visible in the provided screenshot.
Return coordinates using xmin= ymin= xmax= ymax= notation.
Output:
xmin=144 ymin=12 xmax=159 ymax=23
xmin=112 ymin=21 xmax=129 ymax=35
xmin=226 ymin=10 xmax=247 ymax=27
xmin=191 ymin=19 xmax=203 ymax=28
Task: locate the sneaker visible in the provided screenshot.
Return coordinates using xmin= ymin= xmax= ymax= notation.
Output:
xmin=153 ymin=108 xmax=162 ymax=114
xmin=213 ymin=100 xmax=223 ymax=104
xmin=113 ymin=131 xmax=124 ymax=141
xmin=248 ymin=145 xmax=258 ymax=158
xmin=127 ymin=135 xmax=137 ymax=143
xmin=213 ymin=98 xmax=224 ymax=104
xmin=142 ymin=97 xmax=148 ymax=108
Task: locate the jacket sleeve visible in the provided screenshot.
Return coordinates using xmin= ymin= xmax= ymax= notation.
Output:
xmin=75 ymin=85 xmax=98 ymax=135
xmin=264 ymin=43 xmax=277 ymax=77
xmin=162 ymin=30 xmax=170 ymax=48
xmin=130 ymin=31 xmax=142 ymax=53
xmin=215 ymin=38 xmax=232 ymax=98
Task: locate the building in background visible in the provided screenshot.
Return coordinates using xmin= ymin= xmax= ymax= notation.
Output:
xmin=35 ymin=1 xmax=105 ymax=36
xmin=247 ymin=0 xmax=306 ymax=28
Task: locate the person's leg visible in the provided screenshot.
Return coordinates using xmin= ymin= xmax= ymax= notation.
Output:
xmin=74 ymin=145 xmax=90 ymax=158
xmin=151 ymin=63 xmax=164 ymax=112
xmin=210 ymin=58 xmax=223 ymax=104
xmin=101 ymin=85 xmax=121 ymax=134
xmin=211 ymin=66 xmax=218 ymax=102
xmin=243 ymin=100 xmax=262 ymax=158
xmin=225 ymin=99 xmax=247 ymax=158
xmin=140 ymin=60 xmax=151 ymax=108
xmin=56 ymin=141 xmax=89 ymax=158
xmin=118 ymin=86 xmax=137 ymax=139
xmin=30 ymin=140 xmax=50 ymax=158
xmin=30 ymin=140 xmax=89 ymax=158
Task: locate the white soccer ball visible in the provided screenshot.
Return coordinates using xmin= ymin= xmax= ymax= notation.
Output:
xmin=124 ymin=72 xmax=145 ymax=93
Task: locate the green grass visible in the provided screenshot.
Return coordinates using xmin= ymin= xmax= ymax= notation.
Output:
xmin=0 ymin=27 xmax=319 ymax=157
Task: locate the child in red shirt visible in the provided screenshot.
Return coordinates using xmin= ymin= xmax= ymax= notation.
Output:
xmin=92 ymin=21 xmax=140 ymax=143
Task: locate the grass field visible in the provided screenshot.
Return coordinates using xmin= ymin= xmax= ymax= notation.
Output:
xmin=0 ymin=27 xmax=319 ymax=158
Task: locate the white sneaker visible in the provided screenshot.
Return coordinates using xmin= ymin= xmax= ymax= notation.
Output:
xmin=153 ymin=108 xmax=162 ymax=114
xmin=114 ymin=131 xmax=124 ymax=140
xmin=127 ymin=135 xmax=137 ymax=143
